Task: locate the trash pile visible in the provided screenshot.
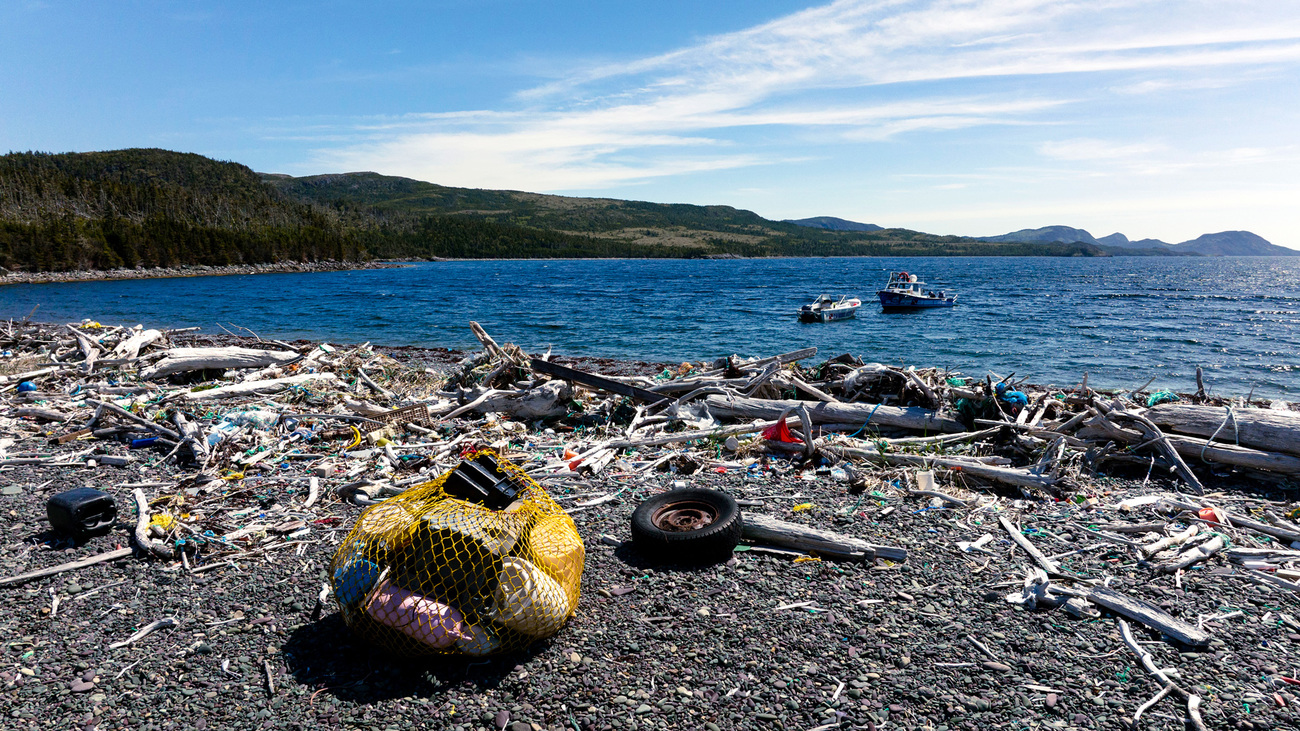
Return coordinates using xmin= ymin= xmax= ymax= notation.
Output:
xmin=331 ymin=448 xmax=583 ymax=656
xmin=3 ymin=315 xmax=1300 ymax=727
xmin=1 ymin=316 xmax=1297 ymax=567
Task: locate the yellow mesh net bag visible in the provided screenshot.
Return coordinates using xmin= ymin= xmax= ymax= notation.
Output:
xmin=329 ymin=448 xmax=584 ymax=656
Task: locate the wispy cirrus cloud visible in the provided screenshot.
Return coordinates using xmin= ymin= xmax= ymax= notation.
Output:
xmin=296 ymin=0 xmax=1300 ymax=192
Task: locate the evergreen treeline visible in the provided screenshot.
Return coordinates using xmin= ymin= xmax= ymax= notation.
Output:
xmin=0 ymin=149 xmax=362 ymax=270
xmin=0 ymin=149 xmax=1108 ymax=273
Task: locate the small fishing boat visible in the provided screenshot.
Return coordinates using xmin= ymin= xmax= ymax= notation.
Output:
xmin=877 ymin=272 xmax=956 ymax=311
xmin=799 ymin=294 xmax=861 ymax=322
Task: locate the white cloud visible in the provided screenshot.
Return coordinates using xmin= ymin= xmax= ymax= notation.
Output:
xmin=1038 ymin=138 xmax=1167 ymax=161
xmin=293 ymin=0 xmax=1300 ymax=195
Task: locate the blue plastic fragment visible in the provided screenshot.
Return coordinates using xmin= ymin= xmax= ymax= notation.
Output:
xmin=333 ymin=557 xmax=381 ymax=607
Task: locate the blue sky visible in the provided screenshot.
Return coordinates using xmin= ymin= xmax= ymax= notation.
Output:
xmin=3 ymin=0 xmax=1299 ymax=247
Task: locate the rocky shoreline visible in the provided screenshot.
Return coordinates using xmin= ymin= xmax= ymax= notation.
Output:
xmin=1 ymin=323 xmax=1298 ymax=731
xmin=0 ymin=260 xmax=402 ymax=286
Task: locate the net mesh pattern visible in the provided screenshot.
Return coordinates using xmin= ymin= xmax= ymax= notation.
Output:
xmin=329 ymin=449 xmax=584 ymax=656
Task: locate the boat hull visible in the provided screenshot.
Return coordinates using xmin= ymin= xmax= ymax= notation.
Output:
xmin=800 ymin=306 xmax=859 ymax=323
xmin=877 ymin=291 xmax=956 ymax=310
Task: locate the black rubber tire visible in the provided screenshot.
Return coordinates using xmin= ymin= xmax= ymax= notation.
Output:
xmin=630 ymin=489 xmax=743 ymax=565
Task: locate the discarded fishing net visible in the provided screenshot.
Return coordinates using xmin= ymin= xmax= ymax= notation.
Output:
xmin=330 ymin=448 xmax=584 ymax=656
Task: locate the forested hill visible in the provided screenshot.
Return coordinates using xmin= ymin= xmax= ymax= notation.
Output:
xmin=264 ymin=170 xmax=1104 ymax=257
xmin=1 ymin=149 xmax=1107 ymax=273
xmin=0 ymin=149 xmax=363 ymax=271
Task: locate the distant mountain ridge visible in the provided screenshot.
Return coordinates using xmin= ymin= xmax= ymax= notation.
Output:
xmin=784 ymin=216 xmax=883 ymax=232
xmin=975 ymin=225 xmax=1295 ymax=256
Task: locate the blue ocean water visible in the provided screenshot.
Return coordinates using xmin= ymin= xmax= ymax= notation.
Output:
xmin=2 ymin=257 xmax=1297 ymax=397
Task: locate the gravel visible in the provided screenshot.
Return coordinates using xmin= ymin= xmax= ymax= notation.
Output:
xmin=3 ymin=461 xmax=1299 ymax=731
xmin=2 ymin=340 xmax=1298 ymax=731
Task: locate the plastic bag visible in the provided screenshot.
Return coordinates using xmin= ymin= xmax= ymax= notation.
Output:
xmin=329 ymin=449 xmax=584 ymax=656
xmin=206 ymin=409 xmax=280 ymax=446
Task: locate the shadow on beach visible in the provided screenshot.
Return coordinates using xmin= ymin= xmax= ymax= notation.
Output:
xmin=282 ymin=612 xmax=548 ymax=706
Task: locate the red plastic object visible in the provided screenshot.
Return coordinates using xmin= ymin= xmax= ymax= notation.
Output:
xmin=760 ymin=417 xmax=803 ymax=444
xmin=1198 ymin=507 xmax=1222 ymax=525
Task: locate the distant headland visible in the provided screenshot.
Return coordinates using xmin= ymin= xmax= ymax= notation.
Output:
xmin=1 ymin=148 xmax=1292 ymax=280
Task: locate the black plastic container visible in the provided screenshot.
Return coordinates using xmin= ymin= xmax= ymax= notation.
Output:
xmin=47 ymin=487 xmax=117 ymax=537
xmin=441 ymin=454 xmax=524 ymax=510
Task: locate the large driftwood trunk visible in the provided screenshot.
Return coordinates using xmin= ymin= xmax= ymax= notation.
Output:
xmin=704 ymin=396 xmax=965 ymax=433
xmin=172 ymin=372 xmax=338 ymax=402
xmin=1166 ymin=435 xmax=1300 ymax=474
xmin=141 ymin=347 xmax=301 ymax=380
xmin=471 ymin=380 xmax=574 ymax=420
xmin=1147 ymin=404 xmax=1300 ymax=457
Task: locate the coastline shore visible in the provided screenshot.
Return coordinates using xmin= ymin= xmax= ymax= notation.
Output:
xmin=0 ymin=259 xmax=403 ymax=286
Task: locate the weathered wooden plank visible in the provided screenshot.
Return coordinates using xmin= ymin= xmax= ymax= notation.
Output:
xmin=1089 ymin=586 xmax=1210 ymax=646
xmin=740 ymin=513 xmax=906 ymax=562
xmin=530 ymin=358 xmax=669 ymax=404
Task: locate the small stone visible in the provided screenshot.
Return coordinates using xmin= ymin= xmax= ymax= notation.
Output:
xmin=1046 ymin=693 xmax=1058 ymax=708
xmin=634 ymin=704 xmax=653 ymax=715
xmin=493 ymin=710 xmax=509 ymax=730
xmin=70 ymin=680 xmax=95 ymax=693
xmin=1 ymin=485 xmax=22 ymax=496
xmin=981 ymin=661 xmax=1011 ymax=672
xmin=81 ymin=669 xmax=96 ymax=683
xmin=697 ymin=607 xmax=711 ymax=616
xmin=509 ymin=723 xmax=529 ymax=731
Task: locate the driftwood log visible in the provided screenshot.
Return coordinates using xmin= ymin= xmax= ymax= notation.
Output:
xmin=1158 ymin=535 xmax=1225 ymax=574
xmin=11 ymin=407 xmax=71 ymax=422
xmin=1147 ymin=404 xmax=1300 ymax=457
xmin=141 ymin=347 xmax=301 ymax=380
xmin=704 ymin=396 xmax=965 ymax=433
xmin=827 ymin=444 xmax=1057 ymax=490
xmin=110 ymin=328 xmax=162 ymax=359
xmin=741 ymin=513 xmax=907 ymax=562
xmin=468 ymin=379 xmax=574 ymax=420
xmin=172 ymin=372 xmax=338 ymax=402
xmin=0 ymin=547 xmax=134 ymax=587
xmin=84 ymin=399 xmax=181 ymax=441
xmin=1088 ymin=586 xmax=1210 ymax=646
xmin=1165 ymin=434 xmax=1300 ymax=474
xmin=999 ymin=515 xmax=1059 ymax=572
